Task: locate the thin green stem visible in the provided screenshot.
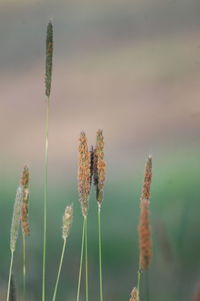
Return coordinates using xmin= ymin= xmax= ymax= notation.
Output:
xmin=137 ymin=269 xmax=141 ymax=301
xmin=76 ymin=219 xmax=85 ymax=301
xmin=42 ymin=97 xmax=50 ymax=301
xmin=85 ymin=216 xmax=88 ymax=301
xmin=52 ymin=239 xmax=67 ymax=301
xmin=98 ymin=206 xmax=103 ymax=301
xmin=22 ymin=233 xmax=26 ymax=301
xmin=6 ymin=251 xmax=14 ymax=301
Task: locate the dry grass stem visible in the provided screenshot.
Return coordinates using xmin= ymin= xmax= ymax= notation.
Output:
xmin=78 ymin=131 xmax=91 ymax=217
xmin=62 ymin=205 xmax=73 ymax=240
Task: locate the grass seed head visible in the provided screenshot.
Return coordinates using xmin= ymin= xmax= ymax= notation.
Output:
xmin=141 ymin=156 xmax=152 ymax=202
xmin=138 ymin=156 xmax=153 ymax=270
xmin=20 ymin=166 xmax=30 ymax=236
xmin=10 ymin=186 xmax=23 ymax=252
xmin=95 ymin=129 xmax=106 ymax=207
xmin=78 ymin=132 xmax=91 ymax=217
xmin=45 ymin=21 xmax=53 ymax=97
xmin=62 ymin=205 xmax=73 ymax=240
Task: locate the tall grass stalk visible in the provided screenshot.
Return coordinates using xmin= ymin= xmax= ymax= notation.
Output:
xmin=22 ymin=233 xmax=26 ymax=301
xmin=7 ymin=183 xmax=24 ymax=301
xmin=77 ymin=132 xmax=91 ymax=301
xmin=21 ymin=165 xmax=30 ymax=301
xmin=42 ymin=20 xmax=53 ymax=301
xmin=7 ymin=251 xmax=14 ymax=301
xmin=76 ymin=219 xmax=86 ymax=301
xmin=52 ymin=205 xmax=73 ymax=301
xmin=94 ymin=130 xmax=106 ymax=301
xmin=42 ymin=96 xmax=50 ymax=301
xmin=52 ymin=239 xmax=66 ymax=301
xmin=98 ymin=206 xmax=103 ymax=301
xmin=85 ymin=216 xmax=89 ymax=301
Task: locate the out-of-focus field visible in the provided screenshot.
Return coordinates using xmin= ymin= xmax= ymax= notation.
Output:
xmin=0 ymin=0 xmax=200 ymax=300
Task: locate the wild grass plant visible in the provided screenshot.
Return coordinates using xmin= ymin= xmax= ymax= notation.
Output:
xmin=6 ymin=20 xmax=195 ymax=301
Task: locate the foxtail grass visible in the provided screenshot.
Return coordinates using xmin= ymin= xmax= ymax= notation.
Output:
xmin=20 ymin=166 xmax=30 ymax=301
xmin=7 ymin=174 xmax=24 ymax=301
xmin=94 ymin=129 xmax=106 ymax=301
xmin=42 ymin=20 xmax=53 ymax=301
xmin=52 ymin=205 xmax=73 ymax=301
xmin=77 ymin=132 xmax=91 ymax=301
xmin=137 ymin=156 xmax=152 ymax=301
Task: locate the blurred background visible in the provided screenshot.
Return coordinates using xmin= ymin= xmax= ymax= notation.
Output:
xmin=0 ymin=0 xmax=200 ymax=300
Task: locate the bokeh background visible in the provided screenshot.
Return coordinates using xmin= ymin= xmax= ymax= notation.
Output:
xmin=0 ymin=0 xmax=200 ymax=300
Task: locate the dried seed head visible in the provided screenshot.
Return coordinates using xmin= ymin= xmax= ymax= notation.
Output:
xmin=90 ymin=145 xmax=94 ymax=186
xmin=45 ymin=21 xmax=53 ymax=97
xmin=62 ymin=205 xmax=73 ymax=240
xmin=138 ymin=156 xmax=153 ymax=270
xmin=20 ymin=166 xmax=29 ymax=189
xmin=95 ymin=129 xmax=106 ymax=207
xmin=141 ymin=156 xmax=152 ymax=202
xmin=78 ymin=132 xmax=91 ymax=217
xmin=129 ymin=287 xmax=139 ymax=301
xmin=20 ymin=166 xmax=30 ymax=236
xmin=10 ymin=186 xmax=23 ymax=252
xmin=139 ymin=199 xmax=152 ymax=270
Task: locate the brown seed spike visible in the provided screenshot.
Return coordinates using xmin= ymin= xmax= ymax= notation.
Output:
xmin=95 ymin=129 xmax=106 ymax=208
xmin=78 ymin=132 xmax=91 ymax=217
xmin=141 ymin=156 xmax=152 ymax=201
xmin=45 ymin=21 xmax=53 ymax=97
xmin=139 ymin=199 xmax=152 ymax=270
xmin=138 ymin=156 xmax=153 ymax=270
xmin=20 ymin=166 xmax=30 ymax=236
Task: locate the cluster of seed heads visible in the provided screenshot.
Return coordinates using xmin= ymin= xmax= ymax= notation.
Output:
xmin=78 ymin=130 xmax=106 ymax=216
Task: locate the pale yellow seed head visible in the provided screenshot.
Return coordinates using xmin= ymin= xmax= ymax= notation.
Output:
xmin=62 ymin=205 xmax=73 ymax=240
xmin=10 ymin=186 xmax=24 ymax=252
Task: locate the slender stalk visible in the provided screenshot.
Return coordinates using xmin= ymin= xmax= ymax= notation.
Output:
xmin=52 ymin=239 xmax=67 ymax=301
xmin=98 ymin=206 xmax=103 ymax=301
xmin=22 ymin=233 xmax=26 ymax=301
xmin=137 ymin=269 xmax=141 ymax=301
xmin=42 ymin=97 xmax=50 ymax=301
xmin=85 ymin=216 xmax=89 ymax=301
xmin=6 ymin=251 xmax=14 ymax=301
xmin=76 ymin=219 xmax=85 ymax=301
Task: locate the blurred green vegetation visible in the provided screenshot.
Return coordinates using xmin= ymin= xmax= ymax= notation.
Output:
xmin=1 ymin=148 xmax=200 ymax=301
